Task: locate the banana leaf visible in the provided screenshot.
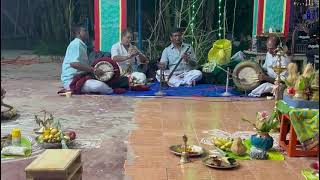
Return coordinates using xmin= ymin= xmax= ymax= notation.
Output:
xmin=1 ymin=137 xmax=32 ymax=158
xmin=223 ymin=139 xmax=285 ymax=160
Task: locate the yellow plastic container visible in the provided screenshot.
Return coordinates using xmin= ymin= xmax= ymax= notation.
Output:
xmin=207 ymin=39 xmax=232 ymax=65
xmin=11 ymin=128 xmax=21 ymax=138
xmin=11 ymin=128 xmax=22 ymax=146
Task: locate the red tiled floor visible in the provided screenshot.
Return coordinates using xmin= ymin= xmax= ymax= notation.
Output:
xmin=124 ymin=98 xmax=316 ymax=180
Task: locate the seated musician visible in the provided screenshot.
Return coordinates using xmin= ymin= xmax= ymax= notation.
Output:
xmin=61 ymin=24 xmax=113 ymax=94
xmin=157 ymin=28 xmax=202 ymax=87
xmin=248 ymin=36 xmax=290 ymax=97
xmin=111 ymin=29 xmax=149 ymax=87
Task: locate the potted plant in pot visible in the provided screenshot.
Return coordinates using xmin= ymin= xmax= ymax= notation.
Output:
xmin=242 ymin=110 xmax=279 ymax=159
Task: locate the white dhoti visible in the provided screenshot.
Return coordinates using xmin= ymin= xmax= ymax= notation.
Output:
xmin=156 ymin=70 xmax=202 ymax=87
xmin=248 ymin=82 xmax=274 ymax=97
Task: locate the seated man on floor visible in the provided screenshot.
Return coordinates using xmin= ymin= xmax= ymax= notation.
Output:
xmin=157 ymin=28 xmax=202 ymax=87
xmin=111 ymin=29 xmax=149 ymax=88
xmin=248 ymin=36 xmax=290 ymax=97
xmin=61 ymin=24 xmax=113 ymax=94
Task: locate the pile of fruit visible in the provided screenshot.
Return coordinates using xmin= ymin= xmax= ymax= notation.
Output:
xmin=212 ymin=137 xmax=233 ymax=151
xmin=37 ymin=128 xmax=76 ymax=144
xmin=34 ymin=111 xmax=76 ymax=144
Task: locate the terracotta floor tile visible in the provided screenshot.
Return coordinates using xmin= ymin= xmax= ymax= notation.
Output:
xmin=130 ymin=145 xmax=167 ymax=157
xmin=125 ymin=98 xmax=315 ymax=180
xmin=134 ymin=118 xmax=163 ymax=130
xmin=165 ymin=155 xmax=206 ymax=168
xmin=129 ymin=130 xmax=165 ymax=146
xmin=126 ymin=155 xmax=168 ymax=168
xmin=125 ymin=167 xmax=167 ymax=180
xmin=166 ymin=164 xmax=212 ymax=180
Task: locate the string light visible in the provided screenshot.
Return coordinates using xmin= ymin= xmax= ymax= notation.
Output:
xmin=218 ymin=0 xmax=223 ymax=39
xmin=191 ymin=0 xmax=196 ymax=45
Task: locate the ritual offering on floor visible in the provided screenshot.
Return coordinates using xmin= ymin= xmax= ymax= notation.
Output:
xmin=211 ymin=136 xmax=250 ymax=159
xmin=202 ymin=155 xmax=239 ymax=169
xmin=242 ymin=111 xmax=278 ymax=160
xmin=283 ymin=63 xmax=319 ymax=109
xmin=1 ymin=129 xmax=32 ymax=158
xmin=1 ymin=146 xmax=29 ymax=156
xmin=34 ymin=110 xmax=76 ymax=149
xmin=230 ymin=137 xmax=247 ymax=156
xmin=212 ymin=137 xmax=233 ymax=151
xmin=169 ymin=135 xmax=205 ymax=157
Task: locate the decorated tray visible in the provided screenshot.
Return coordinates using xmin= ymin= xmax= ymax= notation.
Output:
xmin=169 ymin=144 xmax=204 ymax=157
xmin=1 ymin=136 xmax=31 ymax=158
xmin=202 ymin=156 xmax=239 ymax=169
xmin=1 ymin=135 xmax=44 ymax=162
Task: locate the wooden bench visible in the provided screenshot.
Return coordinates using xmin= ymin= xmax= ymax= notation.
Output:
xmin=25 ymin=149 xmax=82 ymax=180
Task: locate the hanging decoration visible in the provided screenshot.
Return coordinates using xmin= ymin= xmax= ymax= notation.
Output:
xmin=232 ymin=0 xmax=237 ymax=40
xmin=294 ymin=0 xmax=317 ymax=6
xmin=94 ymin=0 xmax=127 ymax=52
xmin=218 ymin=0 xmax=223 ymax=39
xmin=252 ymin=0 xmax=291 ymax=38
xmin=223 ymin=0 xmax=227 ymax=39
xmin=191 ymin=0 xmax=196 ymax=46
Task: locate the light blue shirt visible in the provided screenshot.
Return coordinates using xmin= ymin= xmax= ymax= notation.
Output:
xmin=61 ymin=38 xmax=89 ymax=87
xmin=160 ymin=43 xmax=197 ymax=72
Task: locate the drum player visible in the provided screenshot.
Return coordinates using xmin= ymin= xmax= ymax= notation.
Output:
xmin=157 ymin=28 xmax=202 ymax=87
xmin=248 ymin=36 xmax=290 ymax=97
xmin=61 ymin=24 xmax=113 ymax=94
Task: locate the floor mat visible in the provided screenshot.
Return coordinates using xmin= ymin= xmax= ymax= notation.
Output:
xmin=112 ymin=82 xmax=241 ymax=97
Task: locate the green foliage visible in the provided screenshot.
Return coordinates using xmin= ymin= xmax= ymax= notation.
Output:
xmin=145 ymin=0 xmax=252 ymax=64
xmin=297 ymin=77 xmax=306 ymax=91
xmin=284 ymin=78 xmax=296 ymax=88
xmin=295 ymin=72 xmax=316 ymax=91
xmin=305 ymin=73 xmax=315 ymax=88
xmin=242 ymin=110 xmax=279 ymax=134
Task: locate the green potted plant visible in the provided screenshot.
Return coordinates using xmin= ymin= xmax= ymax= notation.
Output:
xmin=242 ymin=110 xmax=279 ymax=151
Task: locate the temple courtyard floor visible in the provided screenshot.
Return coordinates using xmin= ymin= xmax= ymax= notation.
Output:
xmin=1 ymin=55 xmax=317 ymax=180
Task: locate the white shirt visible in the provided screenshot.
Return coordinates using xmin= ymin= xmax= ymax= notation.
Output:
xmin=160 ymin=43 xmax=197 ymax=72
xmin=111 ymin=42 xmax=141 ymax=74
xmin=262 ymin=52 xmax=290 ymax=80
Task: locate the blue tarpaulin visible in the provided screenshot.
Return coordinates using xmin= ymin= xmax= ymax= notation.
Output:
xmin=112 ymin=82 xmax=241 ymax=97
